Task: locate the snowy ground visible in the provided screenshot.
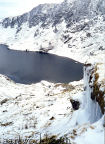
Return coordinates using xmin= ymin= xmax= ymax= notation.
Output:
xmin=0 ymin=73 xmax=104 ymax=144
xmin=0 ymin=75 xmax=82 ymax=139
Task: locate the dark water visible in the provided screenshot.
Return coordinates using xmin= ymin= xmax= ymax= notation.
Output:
xmin=0 ymin=45 xmax=83 ymax=84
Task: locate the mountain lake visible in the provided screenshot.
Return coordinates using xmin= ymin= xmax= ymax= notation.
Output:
xmin=0 ymin=44 xmax=83 ymax=84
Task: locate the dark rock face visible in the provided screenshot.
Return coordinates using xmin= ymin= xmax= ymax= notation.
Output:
xmin=70 ymin=99 xmax=80 ymax=110
xmin=2 ymin=13 xmax=28 ymax=28
xmin=90 ymin=69 xmax=105 ymax=114
xmin=28 ymin=4 xmax=58 ymax=28
xmin=0 ymin=98 xmax=9 ymax=105
xmin=1 ymin=0 xmax=105 ymax=29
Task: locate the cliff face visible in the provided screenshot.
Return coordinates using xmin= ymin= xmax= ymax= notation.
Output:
xmin=90 ymin=65 xmax=104 ymax=114
xmin=84 ymin=63 xmax=104 ymax=123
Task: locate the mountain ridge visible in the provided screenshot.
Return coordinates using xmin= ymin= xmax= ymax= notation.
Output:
xmin=1 ymin=0 xmax=105 ymax=28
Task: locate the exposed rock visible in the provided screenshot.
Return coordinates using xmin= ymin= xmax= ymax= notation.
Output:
xmin=99 ymin=46 xmax=104 ymax=50
xmin=86 ymin=32 xmax=91 ymax=37
xmin=70 ymin=99 xmax=80 ymax=110
xmin=90 ymin=67 xmax=105 ymax=114
xmin=1 ymin=122 xmax=13 ymax=127
xmin=49 ymin=117 xmax=55 ymax=120
xmin=85 ymin=64 xmax=104 ymax=115
xmin=0 ymin=98 xmax=9 ymax=105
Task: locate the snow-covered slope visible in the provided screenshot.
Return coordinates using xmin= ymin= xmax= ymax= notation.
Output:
xmin=0 ymin=65 xmax=104 ymax=143
xmin=0 ymin=0 xmax=105 ymax=143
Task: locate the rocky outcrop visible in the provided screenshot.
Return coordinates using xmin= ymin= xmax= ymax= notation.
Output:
xmin=89 ymin=65 xmax=105 ymax=114
xmin=84 ymin=63 xmax=104 ymax=123
xmin=1 ymin=13 xmax=28 ymax=28
xmin=70 ymin=99 xmax=80 ymax=110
